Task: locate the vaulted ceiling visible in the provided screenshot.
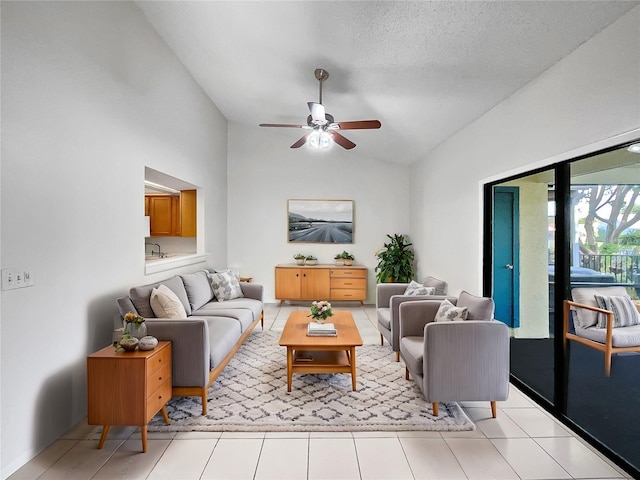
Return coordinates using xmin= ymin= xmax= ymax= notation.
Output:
xmin=136 ymin=1 xmax=638 ymax=166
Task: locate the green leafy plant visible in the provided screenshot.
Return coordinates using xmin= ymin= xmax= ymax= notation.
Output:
xmin=374 ymin=234 xmax=414 ymax=283
xmin=293 ymin=253 xmax=306 ymax=260
xmin=305 ymin=255 xmax=317 ymax=260
xmin=334 ymin=250 xmax=354 ymax=260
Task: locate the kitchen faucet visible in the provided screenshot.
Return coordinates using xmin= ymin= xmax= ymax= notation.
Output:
xmin=145 ymin=243 xmax=162 ymax=257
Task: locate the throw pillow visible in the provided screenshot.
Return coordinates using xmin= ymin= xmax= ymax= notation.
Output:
xmin=150 ymin=284 xmax=188 ymax=319
xmin=208 ymin=270 xmax=244 ymax=302
xmin=594 ymin=295 xmax=640 ymax=328
xmin=404 ymin=280 xmax=436 ymax=296
xmin=435 ymin=299 xmax=468 ymax=322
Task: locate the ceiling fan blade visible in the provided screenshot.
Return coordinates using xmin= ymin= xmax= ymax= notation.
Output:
xmin=328 ymin=131 xmax=356 ymax=150
xmin=290 ymin=133 xmax=312 ymax=148
xmin=333 ymin=120 xmax=381 ymax=130
xmin=259 ymin=123 xmax=307 ymax=128
xmin=307 ymin=102 xmax=326 ymax=123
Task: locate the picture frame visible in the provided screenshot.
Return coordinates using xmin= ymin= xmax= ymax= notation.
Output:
xmin=287 ymin=199 xmax=354 ymax=243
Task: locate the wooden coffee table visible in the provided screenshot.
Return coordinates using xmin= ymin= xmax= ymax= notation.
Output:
xmin=279 ymin=310 xmax=363 ymax=392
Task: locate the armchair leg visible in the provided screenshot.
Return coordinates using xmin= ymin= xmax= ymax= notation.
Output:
xmin=395 ymin=351 xmax=400 ymax=362
xmin=491 ymin=401 xmax=497 ymax=418
xmin=405 ymin=367 xmax=409 ymax=380
xmin=201 ymin=388 xmax=208 ymax=415
xmin=432 ymin=403 xmax=439 ymax=416
xmin=380 ymin=334 xmax=384 ymax=346
xmin=605 ymin=353 xmax=612 ymax=377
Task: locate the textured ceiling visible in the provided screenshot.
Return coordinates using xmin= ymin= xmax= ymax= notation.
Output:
xmin=136 ymin=1 xmax=637 ymax=166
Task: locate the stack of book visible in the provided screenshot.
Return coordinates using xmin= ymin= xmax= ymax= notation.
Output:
xmin=307 ymin=322 xmax=337 ymax=336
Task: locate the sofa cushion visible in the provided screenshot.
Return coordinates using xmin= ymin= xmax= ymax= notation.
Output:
xmin=594 ymin=294 xmax=640 ymax=328
xmin=400 ymin=336 xmax=424 ymax=375
xmin=571 ymin=286 xmax=629 ymax=328
xmin=181 ymin=271 xmax=214 ymax=311
xmin=208 ymin=271 xmax=244 ymax=301
xmin=422 ymin=276 xmax=448 ymax=296
xmin=130 ymin=276 xmax=191 ymax=317
xmin=457 ymin=291 xmax=494 ymax=320
xmin=197 ymin=316 xmax=243 ymax=369
xmin=377 ymin=307 xmax=391 ymax=330
xmin=435 ymin=299 xmax=468 ymax=322
xmin=192 ymin=305 xmax=255 ymax=332
xmin=194 ymin=297 xmax=263 ymax=322
xmin=404 ymin=280 xmax=435 ymax=296
xmin=576 ymin=324 xmax=640 ymax=347
xmin=150 ymin=284 xmax=188 ymax=319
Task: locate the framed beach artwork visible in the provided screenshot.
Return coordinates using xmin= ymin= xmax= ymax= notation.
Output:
xmin=287 ymin=199 xmax=354 ymax=243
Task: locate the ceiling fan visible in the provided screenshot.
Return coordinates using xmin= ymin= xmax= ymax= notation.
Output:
xmin=259 ymin=68 xmax=381 ymax=150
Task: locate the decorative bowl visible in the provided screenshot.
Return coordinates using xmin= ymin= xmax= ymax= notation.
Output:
xmin=119 ymin=337 xmax=139 ymax=351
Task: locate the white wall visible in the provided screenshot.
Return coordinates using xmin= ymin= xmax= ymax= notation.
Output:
xmin=410 ymin=6 xmax=640 ymax=296
xmin=0 ymin=2 xmax=228 ymax=476
xmin=226 ymin=123 xmax=412 ymax=302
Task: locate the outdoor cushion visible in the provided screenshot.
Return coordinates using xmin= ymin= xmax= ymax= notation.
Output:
xmin=457 ymin=291 xmax=494 ymax=320
xmin=378 ymin=307 xmax=391 ymax=330
xmin=400 ymin=336 xmax=424 ymax=375
xmin=571 ymin=286 xmax=629 ymax=328
xmin=180 ymin=271 xmax=214 ymax=311
xmin=594 ymin=295 xmax=640 ymax=328
xmin=130 ymin=275 xmax=192 ymax=317
xmin=576 ymin=325 xmax=640 ymax=348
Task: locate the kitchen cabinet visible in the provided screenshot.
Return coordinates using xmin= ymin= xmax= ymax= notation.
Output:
xmin=275 ymin=265 xmax=367 ymax=304
xmin=146 ymin=190 xmax=196 ymax=237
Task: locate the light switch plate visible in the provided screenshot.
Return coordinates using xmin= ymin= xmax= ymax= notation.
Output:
xmin=2 ymin=267 xmax=34 ymax=290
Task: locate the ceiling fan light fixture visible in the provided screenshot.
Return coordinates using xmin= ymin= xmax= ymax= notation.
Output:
xmin=308 ymin=131 xmax=331 ymax=149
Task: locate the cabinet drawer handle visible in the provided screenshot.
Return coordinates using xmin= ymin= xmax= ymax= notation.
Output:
xmin=344 ymin=282 xmax=352 ymax=285
xmin=158 ymin=376 xmax=163 ymax=381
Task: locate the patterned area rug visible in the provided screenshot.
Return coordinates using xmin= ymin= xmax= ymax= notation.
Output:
xmin=148 ymin=330 xmax=474 ymax=432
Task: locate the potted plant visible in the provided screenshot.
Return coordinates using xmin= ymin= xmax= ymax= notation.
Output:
xmin=293 ymin=253 xmax=305 ymax=265
xmin=375 ymin=234 xmax=414 ymax=283
xmin=334 ymin=250 xmax=355 ymax=266
xmin=305 ymin=255 xmax=317 ymax=266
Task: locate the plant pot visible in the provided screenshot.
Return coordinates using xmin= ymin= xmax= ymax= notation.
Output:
xmin=295 ymin=259 xmax=305 ymax=265
xmin=343 ymin=259 xmax=353 ymax=266
xmin=305 ymin=260 xmax=317 ymax=266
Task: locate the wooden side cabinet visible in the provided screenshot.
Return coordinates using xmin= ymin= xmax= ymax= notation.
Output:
xmin=275 ymin=265 xmax=367 ymax=304
xmin=87 ymin=341 xmax=172 ymax=452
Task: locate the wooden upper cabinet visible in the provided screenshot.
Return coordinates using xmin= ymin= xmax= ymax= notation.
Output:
xmin=146 ymin=190 xmax=197 ymax=237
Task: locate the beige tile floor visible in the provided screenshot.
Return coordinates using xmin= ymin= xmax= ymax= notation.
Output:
xmin=8 ymin=304 xmax=632 ymax=479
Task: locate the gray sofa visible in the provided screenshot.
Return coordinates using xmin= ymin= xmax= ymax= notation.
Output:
xmin=115 ymin=270 xmax=264 ymax=415
xmin=376 ymin=276 xmax=451 ymax=361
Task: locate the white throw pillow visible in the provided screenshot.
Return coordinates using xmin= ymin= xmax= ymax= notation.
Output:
xmin=594 ymin=295 xmax=640 ymax=328
xmin=404 ymin=280 xmax=435 ymax=296
xmin=208 ymin=271 xmax=244 ymax=302
xmin=435 ymin=299 xmax=468 ymax=322
xmin=150 ymin=284 xmax=187 ymax=319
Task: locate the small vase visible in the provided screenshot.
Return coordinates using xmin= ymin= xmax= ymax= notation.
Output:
xmin=295 ymin=259 xmax=305 ymax=265
xmin=314 ymin=317 xmax=325 ymax=324
xmin=125 ymin=322 xmax=147 ymax=339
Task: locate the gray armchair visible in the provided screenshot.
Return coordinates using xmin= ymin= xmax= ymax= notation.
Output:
xmin=399 ymin=293 xmax=509 ymax=417
xmin=376 ymin=276 xmax=450 ymax=361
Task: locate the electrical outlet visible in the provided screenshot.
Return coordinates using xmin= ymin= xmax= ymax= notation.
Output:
xmin=2 ymin=267 xmax=34 ymax=290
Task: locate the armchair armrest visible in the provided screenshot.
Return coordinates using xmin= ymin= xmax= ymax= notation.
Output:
xmin=376 ymin=283 xmax=409 ymax=308
xmin=144 ymin=318 xmax=211 ymax=388
xmin=399 ymin=300 xmax=442 ymax=338
xmin=388 ymin=295 xmax=455 ymax=350
xmin=563 ymin=299 xmax=614 ymax=344
xmin=240 ymin=282 xmax=263 ymax=302
xmin=423 ymin=321 xmax=509 ymax=402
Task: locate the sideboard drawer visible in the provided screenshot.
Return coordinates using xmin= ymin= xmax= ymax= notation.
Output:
xmin=146 ymin=362 xmax=171 ymax=395
xmin=330 ymin=268 xmax=366 ymax=279
xmin=147 ymin=345 xmax=171 ymax=376
xmin=146 ymin=381 xmax=172 ymax=423
xmin=331 ymin=289 xmax=366 ymax=300
xmin=330 ymin=278 xmax=367 ymax=289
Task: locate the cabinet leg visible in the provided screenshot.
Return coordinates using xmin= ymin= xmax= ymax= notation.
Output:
xmin=161 ymin=405 xmax=171 ymax=425
xmin=97 ymin=425 xmax=110 ymax=449
xmin=141 ymin=426 xmax=147 ymax=453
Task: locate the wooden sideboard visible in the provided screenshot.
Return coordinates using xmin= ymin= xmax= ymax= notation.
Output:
xmin=275 ymin=264 xmax=367 ymax=304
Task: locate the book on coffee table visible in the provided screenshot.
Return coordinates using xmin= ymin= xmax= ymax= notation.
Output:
xmin=307 ymin=322 xmax=337 ymax=336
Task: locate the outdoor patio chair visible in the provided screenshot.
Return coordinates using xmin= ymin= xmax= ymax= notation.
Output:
xmin=564 ymin=286 xmax=640 ymax=377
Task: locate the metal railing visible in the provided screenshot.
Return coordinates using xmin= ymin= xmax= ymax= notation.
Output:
xmin=579 ymin=253 xmax=640 ymax=284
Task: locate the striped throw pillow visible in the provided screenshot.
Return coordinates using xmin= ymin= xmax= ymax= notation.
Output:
xmin=594 ymin=295 xmax=640 ymax=328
